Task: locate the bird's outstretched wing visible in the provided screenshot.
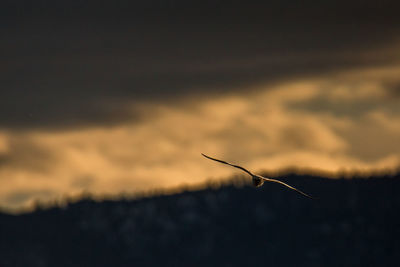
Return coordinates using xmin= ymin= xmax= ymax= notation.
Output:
xmin=202 ymin=153 xmax=314 ymax=199
xmin=257 ymin=175 xmax=314 ymax=199
xmin=201 ymin=153 xmax=254 ymax=177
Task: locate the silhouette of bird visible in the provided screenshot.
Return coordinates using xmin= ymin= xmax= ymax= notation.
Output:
xmin=201 ymin=153 xmax=313 ymax=199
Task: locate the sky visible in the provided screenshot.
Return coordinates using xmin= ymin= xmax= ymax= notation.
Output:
xmin=1 ymin=0 xmax=400 ymax=212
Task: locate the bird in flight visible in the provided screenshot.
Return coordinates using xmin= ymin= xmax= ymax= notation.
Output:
xmin=201 ymin=153 xmax=313 ymax=199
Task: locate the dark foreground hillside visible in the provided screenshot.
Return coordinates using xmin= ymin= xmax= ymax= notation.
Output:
xmin=1 ymin=173 xmax=400 ymax=267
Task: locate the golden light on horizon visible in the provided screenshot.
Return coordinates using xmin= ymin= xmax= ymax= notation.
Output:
xmin=1 ymin=65 xmax=400 ymax=212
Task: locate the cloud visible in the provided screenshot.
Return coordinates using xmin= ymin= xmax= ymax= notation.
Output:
xmin=0 ymin=133 xmax=60 ymax=177
xmin=367 ymin=111 xmax=400 ymax=133
xmin=1 ymin=1 xmax=400 ymax=129
xmin=1 ymin=66 xmax=400 ymax=212
xmin=0 ymin=132 xmax=9 ymax=154
xmin=2 ymin=1 xmax=400 ymax=211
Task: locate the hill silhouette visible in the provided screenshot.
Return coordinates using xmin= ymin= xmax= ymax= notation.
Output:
xmin=1 ymin=173 xmax=399 ymax=266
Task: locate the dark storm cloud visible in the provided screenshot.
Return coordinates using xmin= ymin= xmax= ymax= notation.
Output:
xmin=1 ymin=0 xmax=400 ymax=129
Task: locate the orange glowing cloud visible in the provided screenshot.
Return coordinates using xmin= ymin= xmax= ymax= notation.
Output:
xmin=1 ymin=66 xmax=400 ymax=212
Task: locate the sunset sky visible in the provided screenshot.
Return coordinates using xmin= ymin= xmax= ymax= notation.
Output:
xmin=1 ymin=0 xmax=400 ymax=212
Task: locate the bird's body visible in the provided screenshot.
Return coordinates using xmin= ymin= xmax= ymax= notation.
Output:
xmin=252 ymin=175 xmax=264 ymax=187
xmin=201 ymin=153 xmax=313 ymax=199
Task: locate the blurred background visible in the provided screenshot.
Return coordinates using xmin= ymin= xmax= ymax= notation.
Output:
xmin=1 ymin=0 xmax=400 ymax=213
xmin=2 ymin=1 xmax=400 ymax=267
